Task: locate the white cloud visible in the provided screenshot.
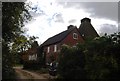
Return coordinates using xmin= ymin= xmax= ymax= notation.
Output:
xmin=25 ymin=12 xmax=67 ymax=44
xmin=25 ymin=0 xmax=118 ymax=45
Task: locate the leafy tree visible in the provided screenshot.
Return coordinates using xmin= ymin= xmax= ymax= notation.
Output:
xmin=2 ymin=2 xmax=31 ymax=43
xmin=2 ymin=2 xmax=31 ymax=79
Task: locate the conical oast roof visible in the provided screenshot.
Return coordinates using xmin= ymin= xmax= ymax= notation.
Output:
xmin=79 ymin=18 xmax=99 ymax=40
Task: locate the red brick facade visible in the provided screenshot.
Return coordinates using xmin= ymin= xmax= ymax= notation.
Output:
xmin=62 ymin=28 xmax=84 ymax=46
xmin=43 ymin=27 xmax=84 ymax=63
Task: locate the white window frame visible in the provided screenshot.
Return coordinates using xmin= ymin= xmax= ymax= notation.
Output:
xmin=54 ymin=45 xmax=57 ymax=52
xmin=47 ymin=47 xmax=50 ymax=53
xmin=73 ymin=33 xmax=78 ymax=39
xmin=28 ymin=54 xmax=37 ymax=60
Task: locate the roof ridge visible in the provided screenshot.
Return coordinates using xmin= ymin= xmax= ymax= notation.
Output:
xmin=41 ymin=27 xmax=76 ymax=46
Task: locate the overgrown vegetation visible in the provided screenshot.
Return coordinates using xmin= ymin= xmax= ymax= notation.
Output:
xmin=57 ymin=32 xmax=120 ymax=80
xmin=57 ymin=44 xmax=86 ymax=79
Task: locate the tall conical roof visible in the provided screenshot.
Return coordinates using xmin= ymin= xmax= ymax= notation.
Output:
xmin=79 ymin=18 xmax=99 ymax=40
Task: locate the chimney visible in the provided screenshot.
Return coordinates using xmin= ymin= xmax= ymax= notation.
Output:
xmin=31 ymin=41 xmax=39 ymax=48
xmin=67 ymin=25 xmax=75 ymax=30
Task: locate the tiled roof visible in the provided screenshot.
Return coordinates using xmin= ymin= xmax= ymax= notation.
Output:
xmin=41 ymin=26 xmax=76 ymax=46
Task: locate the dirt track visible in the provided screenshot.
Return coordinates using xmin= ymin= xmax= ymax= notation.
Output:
xmin=14 ymin=67 xmax=49 ymax=80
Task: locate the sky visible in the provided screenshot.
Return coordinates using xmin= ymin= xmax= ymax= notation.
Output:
xmin=24 ymin=0 xmax=119 ymax=45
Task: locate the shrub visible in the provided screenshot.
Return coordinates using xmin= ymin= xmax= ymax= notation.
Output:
xmin=57 ymin=45 xmax=86 ymax=79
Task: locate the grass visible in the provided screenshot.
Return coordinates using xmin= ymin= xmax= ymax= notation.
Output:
xmin=39 ymin=68 xmax=49 ymax=73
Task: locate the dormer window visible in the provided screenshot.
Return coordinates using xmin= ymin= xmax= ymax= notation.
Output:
xmin=73 ymin=33 xmax=78 ymax=39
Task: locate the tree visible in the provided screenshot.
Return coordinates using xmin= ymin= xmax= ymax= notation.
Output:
xmin=2 ymin=2 xmax=31 ymax=79
xmin=11 ymin=35 xmax=39 ymax=65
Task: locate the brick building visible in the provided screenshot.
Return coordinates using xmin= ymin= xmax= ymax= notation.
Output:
xmin=22 ymin=17 xmax=99 ymax=67
xmin=41 ymin=17 xmax=99 ymax=64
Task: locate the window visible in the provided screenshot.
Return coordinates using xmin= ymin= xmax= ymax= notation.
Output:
xmin=29 ymin=54 xmax=37 ymax=60
xmin=73 ymin=33 xmax=78 ymax=39
xmin=47 ymin=47 xmax=50 ymax=53
xmin=54 ymin=45 xmax=57 ymax=52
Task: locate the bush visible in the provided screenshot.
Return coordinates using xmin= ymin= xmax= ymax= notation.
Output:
xmin=82 ymin=33 xmax=120 ymax=80
xmin=57 ymin=45 xmax=86 ymax=79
